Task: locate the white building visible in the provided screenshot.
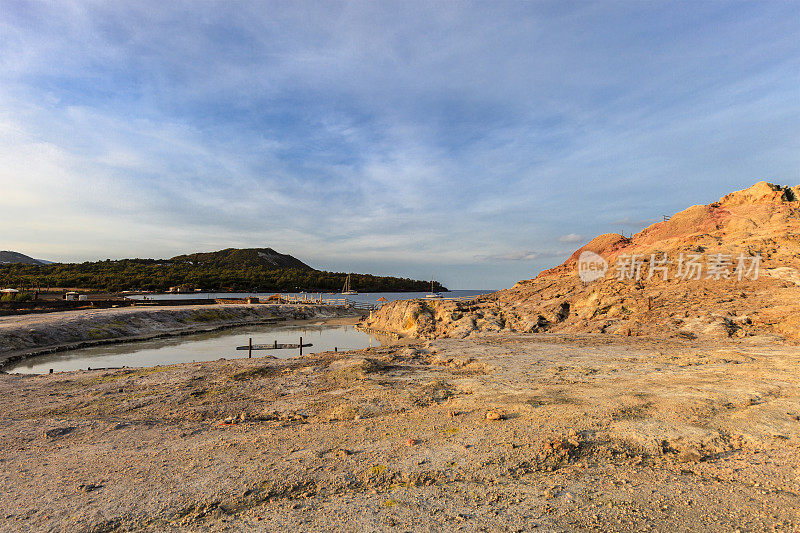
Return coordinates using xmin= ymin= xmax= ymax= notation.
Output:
xmin=0 ymin=288 xmax=19 ymax=300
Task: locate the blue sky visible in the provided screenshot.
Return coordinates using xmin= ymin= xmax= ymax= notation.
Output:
xmin=1 ymin=1 xmax=798 ymax=289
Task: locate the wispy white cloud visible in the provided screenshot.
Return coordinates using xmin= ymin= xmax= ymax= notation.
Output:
xmin=476 ymin=251 xmax=540 ymax=262
xmin=475 ymin=249 xmax=570 ymax=262
xmin=0 ymin=1 xmax=798 ymax=288
xmin=558 ymin=233 xmax=584 ymax=243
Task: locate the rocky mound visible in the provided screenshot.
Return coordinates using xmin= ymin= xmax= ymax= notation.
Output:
xmin=365 ymin=181 xmax=800 ymax=341
xmin=539 ymin=181 xmax=800 ymax=279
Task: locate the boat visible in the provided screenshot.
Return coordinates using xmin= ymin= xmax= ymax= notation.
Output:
xmin=424 ymin=277 xmax=442 ymax=299
xmin=342 ymin=274 xmax=358 ymax=295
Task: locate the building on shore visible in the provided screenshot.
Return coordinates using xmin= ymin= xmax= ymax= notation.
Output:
xmin=0 ymin=288 xmax=19 ymax=300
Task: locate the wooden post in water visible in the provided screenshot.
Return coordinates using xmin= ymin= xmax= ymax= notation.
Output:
xmin=248 ymin=337 xmax=252 ymax=358
xmin=274 ymin=339 xmax=278 ymax=349
xmin=299 ymin=336 xmax=303 ymax=356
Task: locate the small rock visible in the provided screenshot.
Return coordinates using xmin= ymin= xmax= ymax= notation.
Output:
xmin=77 ymin=483 xmax=102 ymax=493
xmin=486 ymin=410 xmax=505 ymax=421
xmin=544 ymin=486 xmax=561 ymax=498
xmin=46 ymin=427 xmax=76 ymax=438
xmin=677 ymin=448 xmax=703 ymax=463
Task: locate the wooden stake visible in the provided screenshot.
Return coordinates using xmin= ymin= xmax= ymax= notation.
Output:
xmin=249 ymin=337 xmax=252 ymax=358
xmin=300 ymin=336 xmax=303 ymax=356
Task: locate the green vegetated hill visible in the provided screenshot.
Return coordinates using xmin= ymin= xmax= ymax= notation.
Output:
xmin=0 ymin=248 xmax=446 ymax=293
xmin=171 ymin=247 xmax=312 ymax=270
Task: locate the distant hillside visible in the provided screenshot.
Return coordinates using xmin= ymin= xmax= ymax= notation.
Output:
xmin=0 ymin=251 xmax=48 ymax=266
xmin=0 ymin=247 xmax=444 ymax=293
xmin=171 ymin=248 xmax=312 ymax=270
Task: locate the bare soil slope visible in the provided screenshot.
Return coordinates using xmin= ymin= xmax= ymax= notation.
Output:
xmin=365 ymin=182 xmax=800 ymax=341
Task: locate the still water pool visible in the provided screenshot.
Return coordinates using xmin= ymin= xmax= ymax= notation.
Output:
xmin=8 ymin=323 xmax=382 ymax=374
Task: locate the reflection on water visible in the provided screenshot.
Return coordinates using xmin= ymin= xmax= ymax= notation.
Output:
xmin=8 ymin=324 xmax=388 ymax=375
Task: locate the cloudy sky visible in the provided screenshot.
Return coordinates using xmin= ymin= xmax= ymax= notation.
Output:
xmin=1 ymin=1 xmax=798 ymax=289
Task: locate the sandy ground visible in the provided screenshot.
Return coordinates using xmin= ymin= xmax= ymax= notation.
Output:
xmin=1 ymin=332 xmax=799 ymax=531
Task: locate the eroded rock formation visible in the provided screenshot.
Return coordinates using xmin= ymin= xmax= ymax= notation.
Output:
xmin=366 ymin=182 xmax=800 ymax=340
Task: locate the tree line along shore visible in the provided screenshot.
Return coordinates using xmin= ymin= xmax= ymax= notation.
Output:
xmin=0 ymin=259 xmax=446 ymax=294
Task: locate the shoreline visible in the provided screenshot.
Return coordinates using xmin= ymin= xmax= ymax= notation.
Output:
xmin=0 ymin=317 xmax=283 ymax=372
xmin=0 ymin=303 xmax=361 ymax=371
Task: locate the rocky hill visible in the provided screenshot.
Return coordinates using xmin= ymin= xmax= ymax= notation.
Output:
xmin=365 ymin=181 xmax=800 ymax=341
xmin=537 ymin=181 xmax=800 ymax=281
xmin=171 ymin=248 xmax=312 ymax=270
xmin=0 ymin=251 xmax=48 ymax=266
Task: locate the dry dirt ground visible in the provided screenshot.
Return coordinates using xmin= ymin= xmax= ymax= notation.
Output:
xmin=1 ymin=332 xmax=800 ymax=532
